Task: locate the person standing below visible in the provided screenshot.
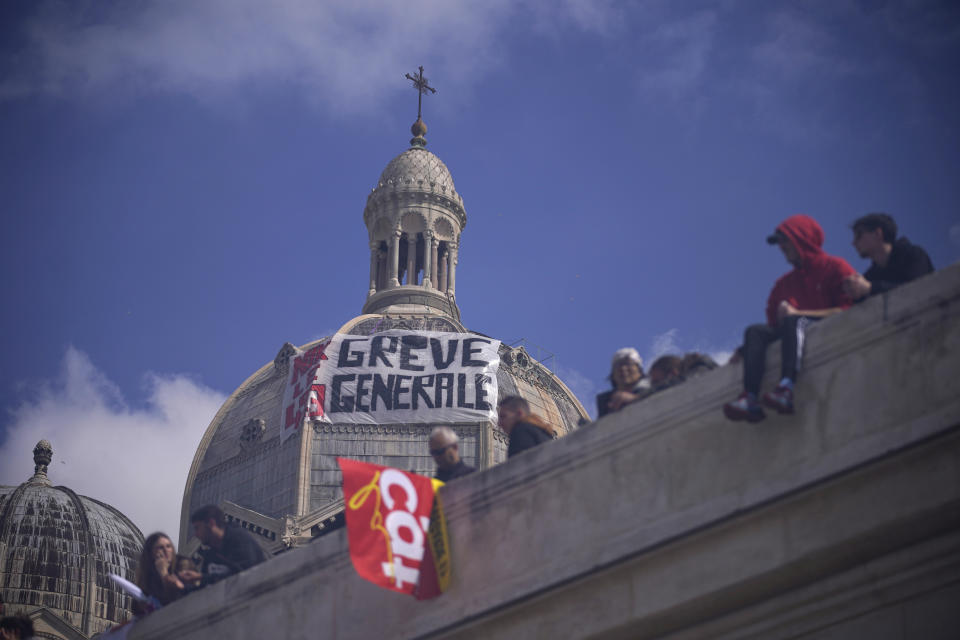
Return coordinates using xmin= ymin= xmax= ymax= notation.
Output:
xmin=842 ymin=212 xmax=934 ymax=301
xmin=595 ymin=348 xmax=650 ymax=418
xmin=724 ymin=214 xmax=856 ymax=422
xmin=497 ymin=396 xmax=556 ymax=458
xmin=429 ymin=426 xmax=476 ymax=482
xmin=177 ymin=505 xmax=267 ymax=587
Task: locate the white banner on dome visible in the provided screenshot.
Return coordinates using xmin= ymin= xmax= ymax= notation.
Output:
xmin=281 ymin=331 xmax=500 ymax=437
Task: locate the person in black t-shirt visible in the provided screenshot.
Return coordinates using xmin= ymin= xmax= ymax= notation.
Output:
xmin=843 ymin=213 xmax=934 ymax=301
xmin=177 ymin=505 xmax=267 ymax=588
xmin=497 ymin=396 xmax=556 ymax=458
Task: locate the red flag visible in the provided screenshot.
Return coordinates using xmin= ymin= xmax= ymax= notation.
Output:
xmin=339 ymin=458 xmax=445 ymax=596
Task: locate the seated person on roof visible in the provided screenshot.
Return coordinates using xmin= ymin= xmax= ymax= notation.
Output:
xmin=595 ymin=348 xmax=650 ymax=418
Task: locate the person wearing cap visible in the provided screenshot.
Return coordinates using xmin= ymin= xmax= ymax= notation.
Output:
xmin=596 ymin=347 xmax=651 ymax=418
xmin=428 ymin=426 xmax=476 ymax=482
xmin=842 ymin=212 xmax=934 ymax=301
xmin=724 ymin=214 xmax=856 ymax=422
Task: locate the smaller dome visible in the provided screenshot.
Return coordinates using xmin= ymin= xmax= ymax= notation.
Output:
xmin=0 ymin=441 xmax=144 ymax=637
xmin=374 ymin=147 xmax=459 ymax=198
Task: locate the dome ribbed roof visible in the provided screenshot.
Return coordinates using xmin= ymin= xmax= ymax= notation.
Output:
xmin=0 ymin=442 xmax=143 ymax=637
xmin=373 ymin=147 xmax=460 ymax=201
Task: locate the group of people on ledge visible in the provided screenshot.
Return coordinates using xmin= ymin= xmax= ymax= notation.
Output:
xmin=594 ymin=212 xmax=934 ymax=422
xmin=434 ymin=212 xmax=935 ymax=486
xmin=134 ymin=505 xmax=267 ymax=611
xmin=427 ymin=394 xmax=558 ymax=481
xmin=124 ymin=212 xmax=934 ymax=625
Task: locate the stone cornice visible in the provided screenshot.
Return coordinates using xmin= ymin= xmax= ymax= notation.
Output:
xmin=364 ymin=190 xmax=467 ymax=229
xmin=360 ymin=286 xmax=461 ymax=318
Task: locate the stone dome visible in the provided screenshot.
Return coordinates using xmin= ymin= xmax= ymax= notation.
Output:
xmin=180 ymin=314 xmax=588 ymax=550
xmin=179 ymin=123 xmax=587 ymax=551
xmin=371 ymin=147 xmax=462 ymax=207
xmin=0 ymin=440 xmax=144 ymax=638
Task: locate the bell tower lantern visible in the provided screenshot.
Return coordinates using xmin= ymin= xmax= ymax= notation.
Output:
xmin=361 ymin=67 xmax=465 ymax=320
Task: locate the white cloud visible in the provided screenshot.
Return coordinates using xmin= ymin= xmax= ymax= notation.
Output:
xmin=0 ymin=0 xmax=509 ymax=112
xmin=646 ymin=328 xmax=733 ymax=368
xmin=752 ymin=9 xmax=855 ymax=79
xmin=527 ymin=0 xmax=625 ymax=38
xmin=707 ymin=349 xmax=733 ymax=367
xmin=0 ymin=0 xmax=618 ymax=115
xmin=649 ymin=328 xmax=681 ymax=361
xmin=0 ymin=347 xmax=225 ymax=548
xmin=635 ymin=10 xmax=717 ymax=100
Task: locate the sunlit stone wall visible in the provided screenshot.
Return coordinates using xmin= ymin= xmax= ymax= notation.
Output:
xmin=142 ymin=263 xmax=960 ymax=640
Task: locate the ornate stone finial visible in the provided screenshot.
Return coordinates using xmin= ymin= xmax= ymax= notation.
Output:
xmin=410 ymin=117 xmax=428 ymax=148
xmin=31 ymin=439 xmax=53 ymax=484
xmin=404 ymin=66 xmax=436 ymax=148
xmin=274 ymin=342 xmax=299 ymax=374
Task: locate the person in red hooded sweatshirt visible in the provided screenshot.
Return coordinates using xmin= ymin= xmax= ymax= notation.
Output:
xmin=724 ymin=214 xmax=856 ymax=422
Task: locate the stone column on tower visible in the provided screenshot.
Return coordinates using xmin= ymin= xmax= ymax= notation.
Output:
xmin=430 ymin=236 xmax=439 ymax=288
xmin=438 ymin=245 xmax=448 ymax=292
xmin=422 ymin=231 xmax=434 ymax=288
xmin=406 ymin=234 xmax=417 ymax=285
xmin=368 ymin=242 xmax=379 ymax=296
xmin=448 ymin=241 xmax=458 ymax=294
xmin=388 ymin=229 xmax=401 ymax=288
xmin=377 ymin=249 xmax=387 ymax=290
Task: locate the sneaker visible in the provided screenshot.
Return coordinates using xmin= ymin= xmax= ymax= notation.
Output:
xmin=723 ymin=392 xmax=765 ymax=422
xmin=762 ymin=386 xmax=794 ymax=414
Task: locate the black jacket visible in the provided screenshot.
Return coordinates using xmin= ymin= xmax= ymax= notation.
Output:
xmin=507 ymin=420 xmax=554 ymax=458
xmin=596 ymin=380 xmax=650 ymax=418
xmin=864 ymin=237 xmax=933 ymax=295
xmin=436 ymin=460 xmax=476 ymax=482
xmin=198 ymin=525 xmax=267 ymax=586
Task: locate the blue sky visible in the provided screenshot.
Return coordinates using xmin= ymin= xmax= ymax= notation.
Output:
xmin=1 ymin=0 xmax=958 ymax=537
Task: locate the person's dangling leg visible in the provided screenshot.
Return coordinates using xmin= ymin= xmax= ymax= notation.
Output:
xmin=763 ymin=315 xmax=816 ymax=414
xmin=724 ymin=323 xmax=778 ymax=422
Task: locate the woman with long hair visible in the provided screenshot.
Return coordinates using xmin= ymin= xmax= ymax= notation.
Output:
xmin=135 ymin=532 xmax=195 ymax=606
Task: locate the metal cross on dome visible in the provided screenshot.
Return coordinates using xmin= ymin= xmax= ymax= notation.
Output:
xmin=405 ymin=66 xmax=436 ymax=120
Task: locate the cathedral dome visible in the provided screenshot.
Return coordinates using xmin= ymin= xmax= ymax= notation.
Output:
xmin=0 ymin=440 xmax=143 ymax=638
xmin=180 ymin=115 xmax=588 ymax=551
xmin=374 ymin=147 xmax=460 ymax=200
xmin=180 ymin=316 xmax=588 ymax=550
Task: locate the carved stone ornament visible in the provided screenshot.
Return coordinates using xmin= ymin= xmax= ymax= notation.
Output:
xmin=281 ymin=515 xmax=302 ymax=548
xmin=31 ymin=439 xmax=53 ymax=484
xmin=502 ymin=346 xmax=531 ymax=370
xmin=274 ymin=342 xmax=299 ymax=373
xmin=240 ymin=418 xmax=266 ymax=445
xmin=434 ymin=217 xmax=455 ymax=240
